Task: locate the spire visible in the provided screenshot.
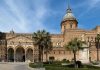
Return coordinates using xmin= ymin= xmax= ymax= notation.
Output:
xmin=62 ymin=0 xmax=77 ymax=21
xmin=68 ymin=0 xmax=70 ymax=9
xmin=10 ymin=28 xmax=14 ymax=34
xmin=67 ymin=0 xmax=72 ymax=13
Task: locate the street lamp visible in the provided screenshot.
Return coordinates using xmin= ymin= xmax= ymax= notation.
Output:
xmin=87 ymin=37 xmax=93 ymax=62
xmin=95 ymin=34 xmax=100 ymax=61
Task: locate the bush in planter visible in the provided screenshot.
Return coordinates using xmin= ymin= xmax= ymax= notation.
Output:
xmin=62 ymin=59 xmax=66 ymax=62
xmin=62 ymin=59 xmax=70 ymax=63
xmin=66 ymin=60 xmax=70 ymax=63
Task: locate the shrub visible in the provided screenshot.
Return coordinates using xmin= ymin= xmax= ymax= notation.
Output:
xmin=66 ymin=60 xmax=70 ymax=63
xmin=62 ymin=59 xmax=70 ymax=63
xmin=62 ymin=59 xmax=66 ymax=62
xmin=29 ymin=62 xmax=100 ymax=70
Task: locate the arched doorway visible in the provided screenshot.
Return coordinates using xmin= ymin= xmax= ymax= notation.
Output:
xmin=8 ymin=48 xmax=14 ymax=62
xmin=15 ymin=47 xmax=25 ymax=62
xmin=26 ymin=48 xmax=33 ymax=62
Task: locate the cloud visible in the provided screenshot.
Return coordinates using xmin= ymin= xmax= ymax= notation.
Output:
xmin=2 ymin=0 xmax=28 ymax=32
xmin=90 ymin=0 xmax=100 ymax=7
xmin=0 ymin=0 xmax=51 ymax=33
xmin=78 ymin=0 xmax=100 ymax=18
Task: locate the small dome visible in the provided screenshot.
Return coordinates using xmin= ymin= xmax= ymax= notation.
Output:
xmin=62 ymin=8 xmax=77 ymax=21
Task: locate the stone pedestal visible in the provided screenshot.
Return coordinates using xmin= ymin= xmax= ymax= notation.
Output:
xmin=79 ymin=44 xmax=89 ymax=63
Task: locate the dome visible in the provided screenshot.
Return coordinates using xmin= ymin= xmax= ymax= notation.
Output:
xmin=62 ymin=8 xmax=77 ymax=21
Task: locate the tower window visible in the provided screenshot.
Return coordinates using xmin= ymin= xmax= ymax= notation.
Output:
xmin=64 ymin=26 xmax=66 ymax=30
xmin=54 ymin=51 xmax=55 ymax=54
xmin=70 ymin=22 xmax=73 ymax=28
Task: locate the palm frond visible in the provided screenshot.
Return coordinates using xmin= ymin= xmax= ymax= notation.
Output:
xmin=64 ymin=38 xmax=84 ymax=52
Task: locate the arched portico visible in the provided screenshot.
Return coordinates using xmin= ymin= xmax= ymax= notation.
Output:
xmin=8 ymin=48 xmax=14 ymax=62
xmin=26 ymin=48 xmax=33 ymax=62
xmin=7 ymin=46 xmax=34 ymax=62
xmin=15 ymin=47 xmax=25 ymax=62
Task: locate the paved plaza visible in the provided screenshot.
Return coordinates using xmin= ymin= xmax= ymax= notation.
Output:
xmin=0 ymin=62 xmax=30 ymax=70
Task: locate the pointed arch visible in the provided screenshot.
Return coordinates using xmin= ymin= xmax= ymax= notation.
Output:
xmin=8 ymin=48 xmax=14 ymax=62
xmin=26 ymin=48 xmax=33 ymax=62
xmin=15 ymin=47 xmax=25 ymax=62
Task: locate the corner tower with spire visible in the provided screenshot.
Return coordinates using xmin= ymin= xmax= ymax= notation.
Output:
xmin=61 ymin=0 xmax=78 ymax=33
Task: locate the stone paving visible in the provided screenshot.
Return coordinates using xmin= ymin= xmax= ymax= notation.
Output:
xmin=0 ymin=62 xmax=30 ymax=70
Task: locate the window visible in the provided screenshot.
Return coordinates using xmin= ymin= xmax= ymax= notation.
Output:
xmin=54 ymin=51 xmax=55 ymax=54
xmin=64 ymin=26 xmax=66 ymax=30
xmin=70 ymin=22 xmax=73 ymax=28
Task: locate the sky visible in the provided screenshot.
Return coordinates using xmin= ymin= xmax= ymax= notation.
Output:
xmin=0 ymin=0 xmax=100 ymax=34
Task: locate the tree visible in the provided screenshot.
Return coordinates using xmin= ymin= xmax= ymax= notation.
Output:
xmin=95 ymin=34 xmax=100 ymax=61
xmin=43 ymin=36 xmax=53 ymax=62
xmin=32 ymin=30 xmax=52 ymax=62
xmin=64 ymin=38 xmax=84 ymax=68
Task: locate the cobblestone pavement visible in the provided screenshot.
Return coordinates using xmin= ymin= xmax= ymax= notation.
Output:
xmin=0 ymin=62 xmax=30 ymax=70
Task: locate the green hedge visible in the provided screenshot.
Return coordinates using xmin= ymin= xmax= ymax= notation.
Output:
xmin=29 ymin=63 xmax=100 ymax=70
xmin=45 ymin=65 xmax=100 ymax=70
xmin=45 ymin=67 xmax=99 ymax=70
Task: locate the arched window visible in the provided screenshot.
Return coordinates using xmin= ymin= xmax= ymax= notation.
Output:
xmin=64 ymin=26 xmax=66 ymax=30
xmin=54 ymin=51 xmax=55 ymax=54
xmin=70 ymin=22 xmax=73 ymax=28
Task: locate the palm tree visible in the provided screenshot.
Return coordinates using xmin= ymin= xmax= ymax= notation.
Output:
xmin=32 ymin=30 xmax=52 ymax=62
xmin=44 ymin=37 xmax=53 ymax=62
xmin=95 ymin=34 xmax=100 ymax=61
xmin=64 ymin=38 xmax=83 ymax=68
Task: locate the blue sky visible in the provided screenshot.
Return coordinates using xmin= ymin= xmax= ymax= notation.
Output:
xmin=0 ymin=0 xmax=100 ymax=33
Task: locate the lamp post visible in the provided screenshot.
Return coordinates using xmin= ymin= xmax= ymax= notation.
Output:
xmin=95 ymin=34 xmax=100 ymax=61
xmin=87 ymin=37 xmax=93 ymax=62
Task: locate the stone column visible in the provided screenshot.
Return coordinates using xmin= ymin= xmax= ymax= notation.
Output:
xmin=7 ymin=48 xmax=8 ymax=62
xmin=33 ymin=49 xmax=34 ymax=62
xmin=25 ymin=49 xmax=26 ymax=62
xmin=14 ymin=49 xmax=16 ymax=62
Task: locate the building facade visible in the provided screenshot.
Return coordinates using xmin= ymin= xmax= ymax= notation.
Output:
xmin=0 ymin=4 xmax=100 ymax=63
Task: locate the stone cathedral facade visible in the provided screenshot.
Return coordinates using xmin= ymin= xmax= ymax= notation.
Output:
xmin=0 ymin=4 xmax=100 ymax=63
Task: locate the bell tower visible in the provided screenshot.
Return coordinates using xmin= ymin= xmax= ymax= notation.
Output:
xmin=61 ymin=0 xmax=78 ymax=33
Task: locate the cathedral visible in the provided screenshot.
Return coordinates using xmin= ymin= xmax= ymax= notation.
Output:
xmin=0 ymin=2 xmax=100 ymax=63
